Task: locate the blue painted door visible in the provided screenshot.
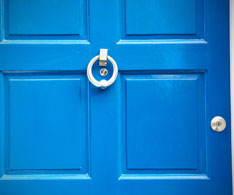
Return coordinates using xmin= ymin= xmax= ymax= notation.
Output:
xmin=0 ymin=0 xmax=231 ymax=194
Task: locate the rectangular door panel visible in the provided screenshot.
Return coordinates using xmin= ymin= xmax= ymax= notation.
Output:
xmin=8 ymin=0 xmax=87 ymax=39
xmin=1 ymin=73 xmax=90 ymax=179
xmin=121 ymin=0 xmax=204 ymax=39
xmin=126 ymin=0 xmax=196 ymax=35
xmin=122 ymin=73 xmax=205 ymax=174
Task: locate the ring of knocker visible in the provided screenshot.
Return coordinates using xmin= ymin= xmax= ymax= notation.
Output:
xmin=87 ymin=53 xmax=118 ymax=89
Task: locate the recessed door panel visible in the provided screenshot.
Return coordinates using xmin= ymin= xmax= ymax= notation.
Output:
xmin=124 ymin=74 xmax=205 ymax=173
xmin=126 ymin=0 xmax=196 ymax=35
xmin=8 ymin=0 xmax=86 ymax=37
xmin=5 ymin=74 xmax=89 ymax=175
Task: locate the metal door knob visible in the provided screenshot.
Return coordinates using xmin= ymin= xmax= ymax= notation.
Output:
xmin=211 ymin=116 xmax=226 ymax=132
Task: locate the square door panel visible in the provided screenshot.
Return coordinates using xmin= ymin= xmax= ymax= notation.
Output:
xmin=8 ymin=0 xmax=84 ymax=35
xmin=7 ymin=75 xmax=88 ymax=172
xmin=124 ymin=74 xmax=205 ymax=172
xmin=126 ymin=0 xmax=197 ymax=35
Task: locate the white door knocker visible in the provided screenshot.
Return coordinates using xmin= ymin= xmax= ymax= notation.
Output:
xmin=87 ymin=49 xmax=118 ymax=89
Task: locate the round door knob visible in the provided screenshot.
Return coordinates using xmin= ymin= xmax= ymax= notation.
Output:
xmin=211 ymin=116 xmax=226 ymax=132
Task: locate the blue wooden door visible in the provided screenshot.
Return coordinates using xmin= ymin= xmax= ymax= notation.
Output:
xmin=0 ymin=0 xmax=232 ymax=194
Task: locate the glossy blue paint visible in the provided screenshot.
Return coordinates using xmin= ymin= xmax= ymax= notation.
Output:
xmin=0 ymin=0 xmax=232 ymax=195
xmin=9 ymin=0 xmax=80 ymax=35
xmin=125 ymin=74 xmax=205 ymax=171
xmin=126 ymin=0 xmax=196 ymax=35
xmin=8 ymin=75 xmax=87 ymax=171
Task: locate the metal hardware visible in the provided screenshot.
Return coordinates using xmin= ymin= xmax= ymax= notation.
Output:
xmin=211 ymin=116 xmax=226 ymax=132
xmin=99 ymin=49 xmax=108 ymax=66
xmin=100 ymin=68 xmax=108 ymax=76
xmin=87 ymin=50 xmax=118 ymax=89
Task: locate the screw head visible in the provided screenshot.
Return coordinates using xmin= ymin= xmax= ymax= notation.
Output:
xmin=100 ymin=68 xmax=108 ymax=77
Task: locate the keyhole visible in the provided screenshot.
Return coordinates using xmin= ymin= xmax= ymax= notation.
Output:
xmin=100 ymin=68 xmax=108 ymax=77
